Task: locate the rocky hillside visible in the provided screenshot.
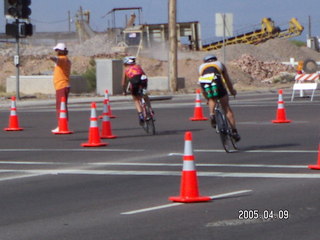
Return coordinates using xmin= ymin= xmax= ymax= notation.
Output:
xmin=0 ymin=35 xmax=319 ymax=93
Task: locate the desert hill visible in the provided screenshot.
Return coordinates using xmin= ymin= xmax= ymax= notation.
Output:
xmin=0 ymin=36 xmax=319 ymax=93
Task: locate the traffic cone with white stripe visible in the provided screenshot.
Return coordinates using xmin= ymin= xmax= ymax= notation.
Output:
xmin=308 ymin=144 xmax=320 ymax=170
xmin=99 ymin=89 xmax=116 ymax=119
xmin=101 ymin=99 xmax=117 ymax=139
xmin=272 ymin=89 xmax=291 ymax=123
xmin=169 ymin=132 xmax=211 ymax=203
xmin=4 ymin=96 xmax=23 ymax=131
xmin=190 ymin=89 xmax=208 ymax=121
xmin=53 ymin=97 xmax=73 ymax=134
xmin=81 ymin=102 xmax=108 ymax=147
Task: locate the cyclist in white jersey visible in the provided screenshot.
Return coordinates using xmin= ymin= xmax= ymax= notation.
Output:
xmin=198 ymin=55 xmax=240 ymax=142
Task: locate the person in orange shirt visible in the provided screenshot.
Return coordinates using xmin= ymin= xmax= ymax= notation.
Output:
xmin=296 ymin=61 xmax=304 ymax=74
xmin=50 ymin=43 xmax=71 ymax=133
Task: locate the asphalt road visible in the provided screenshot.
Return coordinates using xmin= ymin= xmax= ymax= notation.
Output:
xmin=0 ymin=90 xmax=320 ymax=240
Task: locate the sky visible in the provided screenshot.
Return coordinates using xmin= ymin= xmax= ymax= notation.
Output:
xmin=1 ymin=0 xmax=320 ymax=42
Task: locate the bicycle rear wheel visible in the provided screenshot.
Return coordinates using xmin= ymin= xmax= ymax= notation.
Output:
xmin=141 ymin=105 xmax=156 ymax=135
xmin=145 ymin=105 xmax=156 ymax=135
xmin=145 ymin=117 xmax=156 ymax=135
xmin=228 ymin=123 xmax=239 ymax=151
xmin=215 ymin=110 xmax=233 ymax=153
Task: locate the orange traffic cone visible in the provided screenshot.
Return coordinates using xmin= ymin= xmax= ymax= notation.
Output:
xmin=4 ymin=96 xmax=23 ymax=131
xmin=308 ymin=144 xmax=320 ymax=170
xmin=272 ymin=89 xmax=291 ymax=123
xmin=190 ymin=89 xmax=208 ymax=121
xmin=101 ymin=99 xmax=117 ymax=139
xmin=169 ymin=132 xmax=211 ymax=203
xmin=53 ymin=97 xmax=73 ymax=134
xmin=81 ymin=102 xmax=108 ymax=147
xmin=99 ymin=89 xmax=116 ymax=119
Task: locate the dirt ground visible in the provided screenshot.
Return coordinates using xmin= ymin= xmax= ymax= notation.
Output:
xmin=0 ymin=37 xmax=319 ymax=94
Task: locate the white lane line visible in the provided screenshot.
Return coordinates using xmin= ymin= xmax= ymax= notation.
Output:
xmin=0 ymin=173 xmax=47 ymax=182
xmin=195 ymin=149 xmax=317 ymax=153
xmin=0 ymin=161 xmax=69 ymax=165
xmin=198 ymin=164 xmax=306 ymax=168
xmin=238 ymin=121 xmax=309 ymax=125
xmin=90 ymin=162 xmax=306 ymax=169
xmin=121 ymin=190 xmax=252 ymax=215
xmin=0 ymin=148 xmax=144 ymax=152
xmin=1 ymin=169 xmax=320 ymax=179
xmin=0 ymin=161 xmax=306 ymax=169
xmin=0 ymin=148 xmax=315 ymax=154
xmin=170 ymin=150 xmax=317 ymax=155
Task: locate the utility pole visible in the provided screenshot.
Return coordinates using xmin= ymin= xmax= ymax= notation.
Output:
xmin=222 ymin=13 xmax=226 ymax=63
xmin=68 ymin=10 xmax=71 ymax=32
xmin=308 ymin=15 xmax=311 ymax=38
xmin=168 ymin=0 xmax=177 ymax=92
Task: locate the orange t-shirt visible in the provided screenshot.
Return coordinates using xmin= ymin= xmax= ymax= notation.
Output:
xmin=53 ymin=56 xmax=71 ymax=90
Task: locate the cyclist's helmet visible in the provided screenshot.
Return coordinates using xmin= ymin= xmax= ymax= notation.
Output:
xmin=123 ymin=56 xmax=136 ymax=65
xmin=203 ymin=54 xmax=217 ymax=63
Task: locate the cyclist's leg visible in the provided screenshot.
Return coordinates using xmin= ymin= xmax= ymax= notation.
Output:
xmin=220 ymin=95 xmax=236 ymax=128
xmin=144 ymin=94 xmax=154 ymax=114
xmin=208 ymin=98 xmax=217 ymax=128
xmin=130 ymin=80 xmax=144 ymax=124
xmin=133 ymin=95 xmax=143 ymax=113
xmin=200 ymin=83 xmax=216 ymax=126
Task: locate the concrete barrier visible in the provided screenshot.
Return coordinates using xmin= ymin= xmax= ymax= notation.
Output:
xmin=148 ymin=76 xmax=185 ymax=91
xmin=6 ymin=75 xmax=89 ymax=95
xmin=6 ymin=74 xmax=185 ymax=95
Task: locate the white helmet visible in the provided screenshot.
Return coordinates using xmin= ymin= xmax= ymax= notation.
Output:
xmin=123 ymin=56 xmax=136 ymax=65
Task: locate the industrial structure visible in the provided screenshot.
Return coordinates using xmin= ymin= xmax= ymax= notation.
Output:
xmin=202 ymin=17 xmax=304 ymax=51
xmin=1 ymin=6 xmax=305 ymax=53
xmin=104 ymin=7 xmax=202 ymax=52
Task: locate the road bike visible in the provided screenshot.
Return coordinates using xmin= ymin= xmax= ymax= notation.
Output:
xmin=139 ymin=93 xmax=156 ymax=135
xmin=214 ymin=100 xmax=238 ymax=153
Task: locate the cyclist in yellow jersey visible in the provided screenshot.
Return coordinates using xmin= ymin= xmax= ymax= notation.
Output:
xmin=198 ymin=55 xmax=240 ymax=142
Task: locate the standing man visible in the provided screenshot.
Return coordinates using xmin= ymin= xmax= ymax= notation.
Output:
xmin=50 ymin=43 xmax=71 ymax=133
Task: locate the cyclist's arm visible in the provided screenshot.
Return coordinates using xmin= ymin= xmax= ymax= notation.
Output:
xmin=121 ymin=70 xmax=128 ymax=94
xmin=222 ymin=65 xmax=237 ymax=96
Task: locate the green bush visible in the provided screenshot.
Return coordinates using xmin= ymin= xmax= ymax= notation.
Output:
xmin=290 ymin=40 xmax=306 ymax=47
xmin=82 ymin=59 xmax=96 ymax=92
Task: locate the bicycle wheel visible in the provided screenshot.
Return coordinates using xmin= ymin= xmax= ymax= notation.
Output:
xmin=227 ymin=121 xmax=239 ymax=151
xmin=145 ymin=106 xmax=156 ymax=135
xmin=140 ymin=100 xmax=149 ymax=133
xmin=215 ymin=109 xmax=233 ymax=153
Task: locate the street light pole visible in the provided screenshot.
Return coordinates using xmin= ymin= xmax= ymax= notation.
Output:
xmin=15 ymin=19 xmax=20 ymax=100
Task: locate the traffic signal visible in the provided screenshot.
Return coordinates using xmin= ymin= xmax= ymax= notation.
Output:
xmin=18 ymin=0 xmax=31 ymax=19
xmin=20 ymin=22 xmax=33 ymax=37
xmin=5 ymin=22 xmax=18 ymax=37
xmin=4 ymin=0 xmax=31 ymax=19
xmin=5 ymin=22 xmax=33 ymax=37
xmin=5 ymin=0 xmax=19 ymax=18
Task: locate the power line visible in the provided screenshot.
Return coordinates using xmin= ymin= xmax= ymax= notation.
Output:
xmin=30 ymin=18 xmax=69 ymax=24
